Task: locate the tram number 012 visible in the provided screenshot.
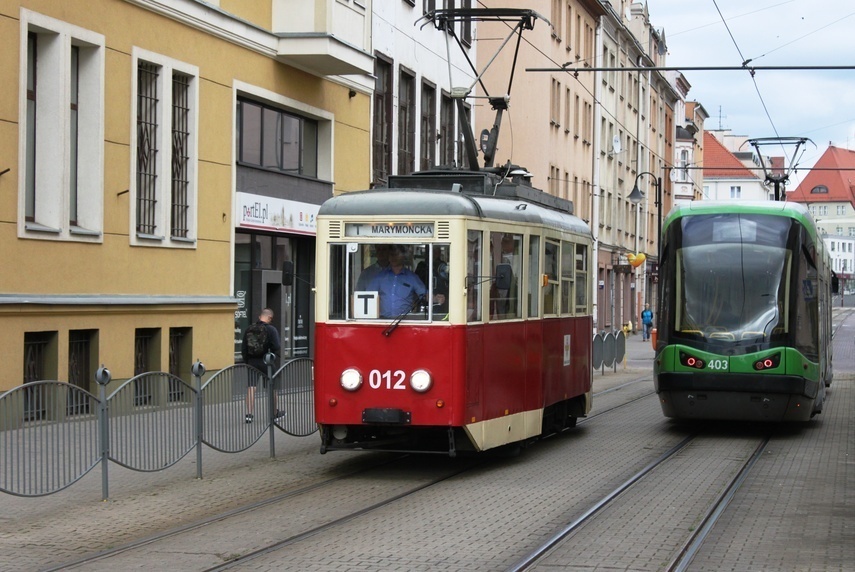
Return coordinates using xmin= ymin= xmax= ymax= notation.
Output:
xmin=369 ymin=370 xmax=407 ymax=390
xmin=707 ymin=359 xmax=729 ymax=371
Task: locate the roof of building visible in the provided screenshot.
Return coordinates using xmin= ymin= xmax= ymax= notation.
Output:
xmin=788 ymin=146 xmax=855 ymax=205
xmin=702 ymin=131 xmax=759 ymax=179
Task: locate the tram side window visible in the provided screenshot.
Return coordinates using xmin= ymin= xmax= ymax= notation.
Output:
xmin=490 ymin=232 xmax=522 ymax=320
xmin=794 ymin=244 xmax=820 ymax=360
xmin=543 ymin=241 xmax=560 ymax=315
xmin=575 ymin=243 xmax=588 ymax=313
xmin=560 ymin=240 xmax=574 ymax=315
xmin=528 ymin=236 xmax=541 ymax=317
xmin=328 ymin=244 xmax=347 ymax=320
xmin=415 ymin=244 xmax=450 ymax=315
xmin=467 ymin=230 xmax=482 ymax=322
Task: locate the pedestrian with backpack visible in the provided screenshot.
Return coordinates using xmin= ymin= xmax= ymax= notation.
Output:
xmin=641 ymin=303 xmax=654 ymax=342
xmin=240 ymin=308 xmax=280 ymax=423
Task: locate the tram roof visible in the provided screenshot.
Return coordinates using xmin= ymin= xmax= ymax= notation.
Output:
xmin=318 ymin=187 xmax=591 ymax=237
xmin=664 ymin=200 xmax=814 ymax=231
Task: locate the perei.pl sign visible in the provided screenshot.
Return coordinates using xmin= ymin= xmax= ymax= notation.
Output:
xmin=236 ymin=192 xmax=319 ymax=235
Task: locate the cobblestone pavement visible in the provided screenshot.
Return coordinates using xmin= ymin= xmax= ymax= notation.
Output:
xmin=5 ymin=312 xmax=851 ymax=571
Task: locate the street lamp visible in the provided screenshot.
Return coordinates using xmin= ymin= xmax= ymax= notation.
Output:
xmin=630 ymin=172 xmax=663 ymax=262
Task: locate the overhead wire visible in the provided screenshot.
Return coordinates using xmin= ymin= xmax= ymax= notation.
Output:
xmin=712 ymin=0 xmax=784 ymax=145
xmin=472 ymin=0 xmax=673 ymax=177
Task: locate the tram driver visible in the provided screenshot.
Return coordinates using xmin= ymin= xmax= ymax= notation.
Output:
xmin=368 ymin=244 xmax=446 ymax=318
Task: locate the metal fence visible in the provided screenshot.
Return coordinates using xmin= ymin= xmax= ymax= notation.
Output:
xmin=592 ymin=330 xmax=627 ymax=373
xmin=0 ymin=356 xmax=315 ymax=499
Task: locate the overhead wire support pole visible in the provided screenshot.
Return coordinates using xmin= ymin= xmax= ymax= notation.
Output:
xmin=416 ymin=8 xmax=549 ymax=171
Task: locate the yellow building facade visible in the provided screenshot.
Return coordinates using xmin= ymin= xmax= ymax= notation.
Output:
xmin=0 ymin=0 xmax=373 ymax=391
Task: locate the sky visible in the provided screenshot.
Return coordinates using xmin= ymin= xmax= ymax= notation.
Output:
xmin=646 ymin=0 xmax=855 ymax=182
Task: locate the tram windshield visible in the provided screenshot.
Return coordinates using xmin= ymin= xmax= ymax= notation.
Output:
xmin=663 ymin=214 xmax=797 ymax=346
xmin=327 ymin=243 xmax=450 ymax=321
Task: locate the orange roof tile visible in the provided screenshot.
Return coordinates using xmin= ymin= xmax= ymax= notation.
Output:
xmin=702 ymin=131 xmax=759 ymax=179
xmin=789 ymin=146 xmax=855 ymax=205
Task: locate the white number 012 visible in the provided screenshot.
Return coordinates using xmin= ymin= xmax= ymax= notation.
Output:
xmin=369 ymin=370 xmax=407 ymax=390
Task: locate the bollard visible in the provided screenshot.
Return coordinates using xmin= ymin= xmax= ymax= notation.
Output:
xmin=191 ymin=360 xmax=206 ymax=479
xmin=651 ymin=328 xmax=657 ymax=350
xmin=95 ymin=365 xmax=111 ymax=501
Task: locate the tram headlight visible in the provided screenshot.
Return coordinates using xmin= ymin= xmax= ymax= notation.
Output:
xmin=754 ymin=353 xmax=781 ymax=371
xmin=679 ymin=351 xmax=705 ymax=370
xmin=340 ymin=368 xmax=363 ymax=391
xmin=410 ymin=369 xmax=432 ymax=393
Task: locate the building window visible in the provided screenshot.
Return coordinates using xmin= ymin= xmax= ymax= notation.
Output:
xmin=132 ymin=49 xmax=198 ymax=247
xmin=811 ymin=185 xmax=829 ymax=194
xmin=730 ymin=186 xmax=742 ymax=199
xmin=23 ymin=331 xmax=58 ymax=421
xmin=134 ymin=328 xmax=160 ymax=407
xmin=68 ymin=330 xmax=96 ymax=415
xmin=564 ymin=88 xmax=571 ymax=133
xmin=20 ymin=11 xmax=105 ymax=242
xmin=169 ymin=327 xmax=192 ymax=402
xmin=398 ymin=68 xmax=416 ymax=175
xmin=550 ymin=77 xmax=560 ymax=126
xmin=837 ymin=205 xmax=846 ymax=215
xmin=237 ymin=99 xmax=319 ymax=178
xmin=461 ymin=0 xmax=472 ymax=46
xmin=420 ymin=80 xmax=436 ymax=170
xmin=373 ymin=55 xmax=393 ymax=184
xmin=439 ymin=91 xmax=455 ymax=166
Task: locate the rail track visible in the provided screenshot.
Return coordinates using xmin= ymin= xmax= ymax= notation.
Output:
xmin=46 ymin=378 xmax=656 ymax=571
xmin=507 ymin=431 xmax=771 ymax=571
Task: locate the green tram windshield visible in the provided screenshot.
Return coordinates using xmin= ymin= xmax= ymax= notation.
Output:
xmin=659 ymin=212 xmax=820 ymax=357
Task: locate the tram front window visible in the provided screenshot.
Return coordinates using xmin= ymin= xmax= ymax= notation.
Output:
xmin=328 ymin=243 xmax=450 ymax=321
xmin=668 ymin=214 xmax=791 ymax=344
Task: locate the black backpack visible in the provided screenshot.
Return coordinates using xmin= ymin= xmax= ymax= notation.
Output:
xmin=245 ymin=322 xmax=269 ymax=358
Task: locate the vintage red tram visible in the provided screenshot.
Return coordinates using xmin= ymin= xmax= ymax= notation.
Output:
xmin=314 ymin=171 xmax=594 ymax=455
xmin=312 ymin=8 xmax=592 ymax=454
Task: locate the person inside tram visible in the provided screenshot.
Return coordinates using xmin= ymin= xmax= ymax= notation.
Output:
xmin=415 ymin=246 xmax=450 ymax=313
xmin=356 ymin=244 xmax=391 ymax=290
xmin=368 ymin=245 xmax=445 ymax=318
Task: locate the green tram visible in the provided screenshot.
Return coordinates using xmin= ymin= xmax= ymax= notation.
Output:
xmin=654 ymin=201 xmax=837 ymax=421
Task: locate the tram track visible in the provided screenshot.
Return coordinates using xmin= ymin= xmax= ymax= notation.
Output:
xmin=507 ymin=430 xmax=772 ymax=572
xmin=46 ymin=380 xmax=658 ymax=571
xmin=42 ymin=453 xmax=431 ymax=571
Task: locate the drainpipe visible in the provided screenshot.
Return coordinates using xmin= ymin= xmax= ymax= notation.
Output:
xmin=591 ymin=16 xmax=604 ymax=334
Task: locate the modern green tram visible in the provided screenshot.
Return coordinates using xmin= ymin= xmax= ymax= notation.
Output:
xmin=654 ymin=201 xmax=837 ymax=421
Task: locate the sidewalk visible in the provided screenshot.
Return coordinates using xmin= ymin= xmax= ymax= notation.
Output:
xmin=592 ymin=331 xmax=656 ymax=390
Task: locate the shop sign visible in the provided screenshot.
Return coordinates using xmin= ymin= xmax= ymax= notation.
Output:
xmin=236 ymin=192 xmax=319 ymax=235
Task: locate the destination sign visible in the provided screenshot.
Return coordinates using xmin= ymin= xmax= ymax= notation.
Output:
xmin=345 ymin=222 xmax=434 ymax=238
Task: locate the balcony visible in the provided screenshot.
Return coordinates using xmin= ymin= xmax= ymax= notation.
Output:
xmin=273 ymin=0 xmax=373 ymax=76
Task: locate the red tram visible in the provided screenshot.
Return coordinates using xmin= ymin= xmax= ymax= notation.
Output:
xmin=314 ymin=171 xmax=594 ymax=455
xmin=312 ymin=8 xmax=592 ymax=454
